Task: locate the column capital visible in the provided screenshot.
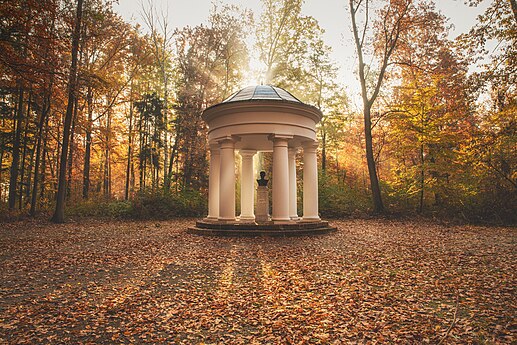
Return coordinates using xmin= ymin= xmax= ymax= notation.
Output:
xmin=268 ymin=134 xmax=293 ymax=148
xmin=288 ymin=147 xmax=299 ymax=156
xmin=209 ymin=142 xmax=221 ymax=152
xmin=239 ymin=149 xmax=257 ymax=158
xmin=268 ymin=134 xmax=293 ymax=141
xmin=303 ymin=140 xmax=319 ymax=152
xmin=216 ymin=135 xmax=240 ymax=145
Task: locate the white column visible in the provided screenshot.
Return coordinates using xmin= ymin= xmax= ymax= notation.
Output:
xmin=206 ymin=143 xmax=220 ymax=220
xmin=303 ymin=141 xmax=320 ymax=221
xmin=271 ymin=135 xmax=292 ymax=222
xmin=218 ymin=137 xmax=236 ymax=221
xmin=239 ymin=149 xmax=256 ymax=222
xmin=288 ymin=148 xmax=299 ymax=220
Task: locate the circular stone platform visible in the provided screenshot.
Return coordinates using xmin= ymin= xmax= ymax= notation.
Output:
xmin=187 ymin=220 xmax=337 ymax=237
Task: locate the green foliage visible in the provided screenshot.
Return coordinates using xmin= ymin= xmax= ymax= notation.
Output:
xmin=130 ymin=190 xmax=207 ymax=219
xmin=66 ymin=190 xmax=207 ymax=220
xmin=318 ymin=172 xmax=371 ymax=218
xmin=458 ymin=188 xmax=517 ymax=225
xmin=66 ymin=200 xmax=133 ymax=219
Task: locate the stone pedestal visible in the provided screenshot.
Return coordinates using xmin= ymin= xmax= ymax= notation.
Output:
xmin=255 ymin=185 xmax=270 ymax=223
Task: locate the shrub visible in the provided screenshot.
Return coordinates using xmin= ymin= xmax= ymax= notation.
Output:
xmin=130 ymin=190 xmax=207 ymax=219
xmin=66 ymin=200 xmax=132 ymax=219
xmin=65 ymin=190 xmax=207 ymax=220
xmin=318 ymin=173 xmax=371 ymax=218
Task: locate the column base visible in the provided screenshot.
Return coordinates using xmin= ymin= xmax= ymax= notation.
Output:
xmin=203 ymin=216 xmax=220 ymax=222
xmin=218 ymin=217 xmax=237 ymax=223
xmin=239 ymin=215 xmax=256 ymax=223
xmin=272 ymin=217 xmax=293 ymax=224
xmin=290 ymin=215 xmax=299 ymax=220
xmin=301 ymin=216 xmax=321 ymax=222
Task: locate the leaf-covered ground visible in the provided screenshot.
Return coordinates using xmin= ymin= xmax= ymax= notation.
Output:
xmin=0 ymin=218 xmax=514 ymax=344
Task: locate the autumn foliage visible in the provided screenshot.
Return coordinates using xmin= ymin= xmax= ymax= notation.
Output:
xmin=0 ymin=0 xmax=515 ymax=224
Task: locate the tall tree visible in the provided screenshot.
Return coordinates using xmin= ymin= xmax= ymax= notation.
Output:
xmin=141 ymin=0 xmax=174 ymax=189
xmin=172 ymin=4 xmax=249 ymax=190
xmin=256 ymin=0 xmax=307 ymax=84
xmin=385 ymin=2 xmax=474 ymax=213
xmin=80 ymin=2 xmax=141 ymax=199
xmin=8 ymin=86 xmax=24 ymax=209
xmin=455 ymin=0 xmax=517 ymax=222
xmin=349 ymin=0 xmax=412 ymax=214
xmin=51 ymin=0 xmax=83 ymax=223
xmin=300 ymin=36 xmax=348 ymax=172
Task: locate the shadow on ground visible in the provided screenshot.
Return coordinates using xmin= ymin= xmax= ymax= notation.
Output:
xmin=0 ymin=218 xmax=514 ymax=343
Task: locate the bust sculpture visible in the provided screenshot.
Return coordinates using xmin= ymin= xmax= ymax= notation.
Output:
xmin=257 ymin=171 xmax=269 ymax=186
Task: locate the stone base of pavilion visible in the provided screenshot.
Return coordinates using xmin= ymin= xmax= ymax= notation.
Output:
xmin=187 ymin=219 xmax=336 ymax=237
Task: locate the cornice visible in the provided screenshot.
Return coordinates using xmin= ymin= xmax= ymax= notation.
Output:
xmin=202 ymin=100 xmax=323 ymax=124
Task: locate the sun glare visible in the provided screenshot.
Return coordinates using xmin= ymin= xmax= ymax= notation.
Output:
xmin=240 ymin=55 xmax=264 ymax=87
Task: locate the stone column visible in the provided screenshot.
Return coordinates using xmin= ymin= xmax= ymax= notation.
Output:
xmin=288 ymin=148 xmax=299 ymax=220
xmin=239 ymin=150 xmax=256 ymax=222
xmin=303 ymin=141 xmax=320 ymax=221
xmin=218 ymin=137 xmax=236 ymax=221
xmin=206 ymin=143 xmax=220 ymax=220
xmin=271 ymin=135 xmax=292 ymax=222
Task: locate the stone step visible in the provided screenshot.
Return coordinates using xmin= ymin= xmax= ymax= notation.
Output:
xmin=187 ymin=224 xmax=337 ymax=237
xmin=195 ymin=220 xmax=330 ymax=231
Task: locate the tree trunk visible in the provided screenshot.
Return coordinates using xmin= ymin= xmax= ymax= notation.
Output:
xmin=83 ymin=87 xmax=93 ymax=199
xmin=125 ymin=88 xmax=134 ymax=200
xmin=510 ymin=0 xmax=517 ymax=23
xmin=138 ymin=114 xmax=144 ymax=190
xmin=51 ymin=0 xmax=83 ymax=223
xmin=364 ymin=105 xmax=384 ymax=214
xmin=8 ymin=86 xmax=24 ymax=209
xmin=23 ymin=92 xmax=35 ymax=205
xmin=53 ymin=115 xmax=60 ymax=181
xmin=30 ymin=94 xmax=50 ymax=216
xmin=152 ymin=115 xmax=158 ymax=191
xmin=0 ymin=140 xmax=4 ymax=201
xmin=25 ymin=137 xmax=35 ymax=202
xmin=321 ymin=129 xmax=327 ymax=172
xmin=103 ymin=109 xmax=111 ymax=198
xmin=163 ymin=75 xmax=168 ymax=189
xmin=18 ymin=90 xmax=32 ymax=209
xmin=418 ymin=143 xmax=425 ymax=214
xmin=165 ymin=120 xmax=180 ymax=191
xmin=67 ymin=98 xmax=78 ymax=199
xmin=40 ymin=116 xmax=49 ymax=206
xmin=130 ymin=157 xmax=135 ymax=195
xmin=349 ymin=0 xmax=402 ymax=215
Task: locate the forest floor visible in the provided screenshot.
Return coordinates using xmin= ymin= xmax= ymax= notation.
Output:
xmin=0 ymin=218 xmax=515 ymax=344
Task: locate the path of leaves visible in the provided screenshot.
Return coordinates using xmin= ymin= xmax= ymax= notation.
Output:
xmin=0 ymin=218 xmax=515 ymax=344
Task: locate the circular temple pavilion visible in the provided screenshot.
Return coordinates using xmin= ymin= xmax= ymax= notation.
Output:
xmin=189 ymin=85 xmax=335 ymax=236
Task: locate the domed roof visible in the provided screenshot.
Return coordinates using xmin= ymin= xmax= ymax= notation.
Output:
xmin=202 ymin=85 xmax=322 ymax=149
xmin=202 ymin=85 xmax=322 ymax=125
xmin=222 ymin=85 xmax=302 ymax=104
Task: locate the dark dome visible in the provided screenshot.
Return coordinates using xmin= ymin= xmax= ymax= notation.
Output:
xmin=222 ymin=85 xmax=302 ymax=104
